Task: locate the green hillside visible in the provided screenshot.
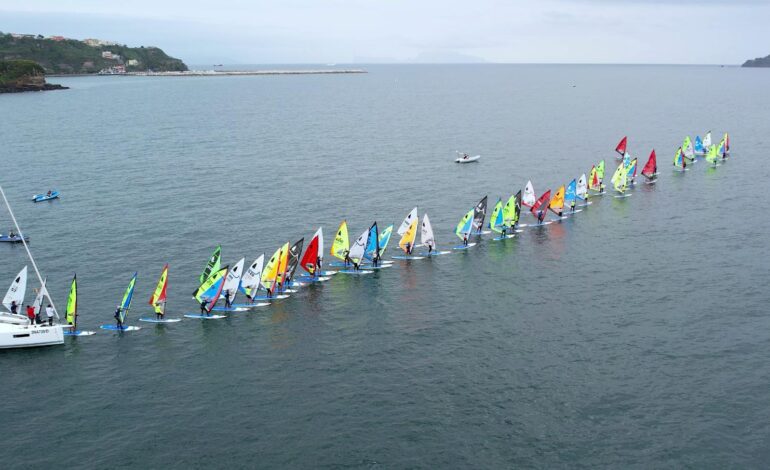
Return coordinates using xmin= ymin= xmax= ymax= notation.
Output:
xmin=0 ymin=33 xmax=187 ymax=74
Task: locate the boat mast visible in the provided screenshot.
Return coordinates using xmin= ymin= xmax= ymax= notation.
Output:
xmin=0 ymin=183 xmax=59 ymax=319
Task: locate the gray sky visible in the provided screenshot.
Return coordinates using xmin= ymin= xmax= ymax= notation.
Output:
xmin=2 ymin=0 xmax=768 ymax=64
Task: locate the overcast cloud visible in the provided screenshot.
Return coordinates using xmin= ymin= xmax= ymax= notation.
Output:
xmin=1 ymin=0 xmax=768 ymax=64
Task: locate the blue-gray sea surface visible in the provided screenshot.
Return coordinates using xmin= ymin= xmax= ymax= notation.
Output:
xmin=1 ymin=65 xmax=769 ymax=468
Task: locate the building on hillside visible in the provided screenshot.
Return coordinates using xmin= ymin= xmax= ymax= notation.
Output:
xmin=11 ymin=33 xmax=36 ymax=39
xmin=49 ymin=36 xmax=66 ymax=41
xmin=84 ymin=38 xmax=120 ymax=47
xmin=126 ymin=59 xmax=139 ymax=66
xmin=98 ymin=65 xmax=126 ymax=75
xmin=101 ymin=51 xmax=113 ymax=59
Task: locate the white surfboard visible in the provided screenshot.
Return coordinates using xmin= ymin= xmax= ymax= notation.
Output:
xmin=183 ymin=314 xmax=226 ymax=320
xmin=138 ymin=317 xmax=182 ymax=323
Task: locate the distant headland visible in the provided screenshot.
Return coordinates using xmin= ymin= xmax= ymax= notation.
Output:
xmin=742 ymin=54 xmax=770 ymax=67
xmin=0 ymin=32 xmax=187 ymax=74
xmin=0 ymin=59 xmax=67 ymax=93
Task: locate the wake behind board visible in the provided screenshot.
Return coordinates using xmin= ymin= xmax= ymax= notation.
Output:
xmin=138 ymin=317 xmax=182 ymax=323
xmin=295 ymin=275 xmax=331 ymax=283
xmin=249 ymin=294 xmax=289 ymax=301
xmin=452 ymin=242 xmax=477 ymax=250
xmin=63 ymin=330 xmax=96 ymax=336
xmin=492 ymin=234 xmax=516 ymax=241
xmin=183 ymin=314 xmax=226 ymax=320
xmin=418 ymin=250 xmax=451 ymax=256
xmin=228 ymin=302 xmax=270 ymax=308
xmin=211 ymin=306 xmax=251 ymax=312
xmin=613 ymin=193 xmax=633 ymax=199
xmin=368 ymin=264 xmax=393 ymax=270
xmin=526 ymin=221 xmax=553 ymax=227
xmin=338 ymin=269 xmax=374 ymax=275
xmin=328 ymin=261 xmax=393 ymax=268
xmin=100 ymin=325 xmax=141 ymax=331
xmin=392 ymin=255 xmax=426 ymax=260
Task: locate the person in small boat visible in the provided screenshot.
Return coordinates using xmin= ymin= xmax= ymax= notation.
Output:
xmin=154 ymin=299 xmax=165 ymax=320
xmin=199 ymin=298 xmax=209 ymax=316
xmin=114 ymin=305 xmax=123 ymax=329
xmin=9 ymin=300 xmax=18 ymax=315
xmin=26 ymin=304 xmax=35 ymax=325
xmin=8 ymin=229 xmax=16 ymax=239
xmin=463 ymin=153 xmax=469 ymax=160
xmin=223 ymin=289 xmax=232 ymax=309
xmin=46 ymin=190 xmax=52 ymax=197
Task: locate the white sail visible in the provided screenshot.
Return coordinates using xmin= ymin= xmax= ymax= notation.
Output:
xmin=683 ymin=140 xmax=694 ymax=159
xmin=348 ymin=229 xmax=369 ymax=262
xmin=315 ymin=227 xmax=324 ymax=263
xmin=523 ymin=181 xmax=536 ymax=206
xmin=576 ymin=174 xmax=588 ymax=199
xmin=241 ymin=254 xmax=264 ymax=296
xmin=420 ymin=213 xmax=436 ymax=250
xmin=703 ymin=131 xmax=712 ymax=148
xmin=222 ymin=258 xmax=244 ymax=300
xmin=3 ymin=266 xmax=27 ymax=312
xmin=397 ymin=207 xmax=418 ymax=236
xmin=32 ymin=278 xmax=48 ymax=315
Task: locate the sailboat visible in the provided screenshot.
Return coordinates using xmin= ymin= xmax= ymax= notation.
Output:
xmin=259 ymin=245 xmax=290 ymax=299
xmin=394 ymin=215 xmax=423 ymax=260
xmin=339 ymin=228 xmax=374 ymax=273
xmin=489 ymin=198 xmax=513 ymax=240
xmin=576 ymin=174 xmax=590 ymax=206
xmin=673 ymin=147 xmax=687 ymax=171
xmin=101 ymin=273 xmax=142 ymax=330
xmin=452 ymin=208 xmax=477 ymax=250
xmin=199 ymin=245 xmax=221 ymax=284
xmin=522 ymin=181 xmax=536 ymax=208
xmin=611 ymin=163 xmax=630 ymax=197
xmin=0 ymin=184 xmax=64 ymax=348
xmin=626 ymin=158 xmax=638 ymax=185
xmin=694 ymin=136 xmax=705 ymax=156
xmin=419 ymin=213 xmax=448 ymax=254
xmin=682 ymin=136 xmax=695 ymax=163
xmin=549 ymin=185 xmax=566 ymax=217
xmin=641 ymin=150 xmax=658 ymax=183
xmin=212 ymin=258 xmax=250 ymax=311
xmin=589 ymin=160 xmax=606 ymax=194
xmin=502 ymin=191 xmax=522 ymax=230
xmin=472 ymin=196 xmax=488 ymax=235
xmin=240 ymin=254 xmax=265 ymax=300
xmin=298 ymin=228 xmax=333 ymax=281
xmin=530 ymin=190 xmax=552 ymax=225
xmin=186 ymin=266 xmax=229 ymax=319
xmin=615 ymin=136 xmax=627 ymax=159
xmin=274 ymin=242 xmax=291 ymax=292
xmin=703 ymin=131 xmax=712 ymax=150
xmin=62 ymin=275 xmax=96 ymax=334
xmin=328 ymin=221 xmax=352 ymax=268
xmin=564 ymin=179 xmax=582 ymax=214
xmin=282 ymin=239 xmax=305 ymax=290
xmin=139 ymin=265 xmax=181 ymax=322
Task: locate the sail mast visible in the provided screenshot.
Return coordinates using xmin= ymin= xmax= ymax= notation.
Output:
xmin=0 ymin=183 xmax=59 ymax=319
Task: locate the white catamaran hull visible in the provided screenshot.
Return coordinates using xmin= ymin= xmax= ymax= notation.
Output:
xmin=0 ymin=323 xmax=64 ymax=349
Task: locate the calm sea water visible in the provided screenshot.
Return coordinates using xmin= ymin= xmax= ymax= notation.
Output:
xmin=2 ymin=65 xmax=769 ymax=468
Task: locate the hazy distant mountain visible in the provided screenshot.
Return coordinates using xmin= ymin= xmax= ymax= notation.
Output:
xmin=354 ymin=50 xmax=487 ymax=64
xmin=742 ymin=54 xmax=770 ymax=67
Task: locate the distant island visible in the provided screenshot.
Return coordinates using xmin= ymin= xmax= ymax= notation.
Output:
xmin=0 ymin=59 xmax=67 ymax=93
xmin=742 ymin=54 xmax=770 ymax=67
xmin=0 ymin=32 xmax=187 ymax=74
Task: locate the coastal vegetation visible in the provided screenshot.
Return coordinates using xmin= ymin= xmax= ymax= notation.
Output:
xmin=0 ymin=33 xmax=187 ymax=74
xmin=0 ymin=59 xmax=66 ymax=93
xmin=742 ymin=54 xmax=770 ymax=67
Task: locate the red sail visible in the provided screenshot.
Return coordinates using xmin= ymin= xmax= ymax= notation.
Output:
xmin=530 ymin=190 xmax=551 ymax=216
xmin=300 ymin=234 xmax=319 ymax=275
xmin=615 ymin=136 xmax=627 ymax=156
xmin=590 ymin=165 xmax=598 ymax=188
xmin=641 ymin=150 xmax=656 ymax=177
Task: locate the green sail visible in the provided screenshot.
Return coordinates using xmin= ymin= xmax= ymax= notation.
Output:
xmin=488 ymin=199 xmax=504 ymax=233
xmin=455 ymin=209 xmax=474 ymax=240
xmin=66 ymin=275 xmax=77 ymax=328
xmin=502 ymin=195 xmax=518 ymax=227
xmin=596 ymin=160 xmax=605 ymax=180
xmin=200 ymin=245 xmax=221 ymax=284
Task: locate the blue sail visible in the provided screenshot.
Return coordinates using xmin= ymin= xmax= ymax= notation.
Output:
xmin=565 ymin=179 xmax=577 ymax=206
xmin=364 ymin=222 xmax=379 ymax=261
xmin=694 ymin=136 xmax=704 ymax=154
xmin=119 ymin=273 xmax=137 ymax=322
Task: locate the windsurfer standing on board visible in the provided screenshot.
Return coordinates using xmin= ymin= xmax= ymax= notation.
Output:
xmin=200 ymin=298 xmax=209 ymax=316
xmin=154 ymin=300 xmax=165 ymax=320
xmin=114 ymin=305 xmax=123 ymax=329
xmin=537 ymin=209 xmax=546 ymax=224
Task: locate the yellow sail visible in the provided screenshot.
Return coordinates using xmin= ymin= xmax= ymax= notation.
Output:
xmin=260 ymin=245 xmax=282 ymax=290
xmin=331 ymin=221 xmax=349 ymax=261
xmin=149 ymin=264 xmax=168 ymax=314
xmin=398 ymin=219 xmax=418 ymax=253
xmin=65 ymin=275 xmax=77 ymax=327
xmin=275 ymin=242 xmax=290 ymax=285
xmin=549 ymin=185 xmax=565 ymax=213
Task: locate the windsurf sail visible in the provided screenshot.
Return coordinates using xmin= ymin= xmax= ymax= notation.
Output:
xmin=32 ymin=278 xmax=48 ymax=317
xmin=642 ymin=150 xmax=657 ymax=179
xmin=549 ymin=185 xmax=565 ymax=215
xmin=565 ymin=179 xmax=577 ymax=207
xmin=576 ymin=175 xmax=588 ymax=200
xmin=241 ymin=254 xmax=265 ymax=297
xmin=200 ymin=245 xmax=221 ymax=285
xmin=626 ymin=158 xmax=638 ymax=179
xmin=673 ymin=147 xmax=684 ymax=168
xmin=364 ymin=222 xmax=380 ymax=262
xmin=455 ymin=209 xmax=474 ymax=240
xmin=622 ymin=152 xmax=631 ymax=168
xmin=66 ymin=275 xmax=77 ymax=328
xmin=682 ymin=136 xmax=694 ymax=161
xmin=421 ymin=214 xmax=436 ymax=251
xmin=301 ymin=229 xmax=322 ymax=275
xmin=275 ymin=242 xmax=290 ymax=288
xmin=194 ymin=266 xmax=228 ymax=312
xmin=502 ymin=192 xmax=520 ymax=227
xmin=718 ymin=137 xmax=727 ymax=157
xmin=615 ymin=136 xmax=627 ymax=157
xmin=398 ymin=218 xmax=418 ymax=253
xmin=331 ymin=221 xmax=349 ymax=261
xmin=285 ymin=239 xmax=304 ymax=282
xmin=118 ymin=273 xmax=137 ymax=323
xmin=2 ymin=266 xmax=27 ymax=312
xmin=397 ymin=208 xmax=418 ymax=236
xmin=694 ymin=136 xmax=704 ymax=155
xmin=472 ymin=196 xmax=488 ymax=234
xmin=703 ymin=131 xmax=712 ymax=148
xmin=723 ymin=132 xmax=730 ymax=153
xmin=488 ymin=199 xmax=504 ymax=233
xmin=596 ymin=160 xmax=606 ymax=181
xmin=149 ymin=264 xmax=168 ymax=314
xmin=522 ymin=181 xmax=536 ymax=207
xmin=531 ymin=190 xmax=551 ymax=218
xmin=222 ymin=258 xmax=244 ymax=303
xmin=349 ymin=229 xmax=369 ymax=263
xmin=612 ymin=164 xmax=627 ymax=193
xmin=379 ymin=225 xmax=394 ymax=256
xmin=706 ymin=144 xmax=719 ymax=165
xmin=261 ymin=245 xmax=283 ymax=292
xmin=589 ymin=166 xmax=599 ymax=190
